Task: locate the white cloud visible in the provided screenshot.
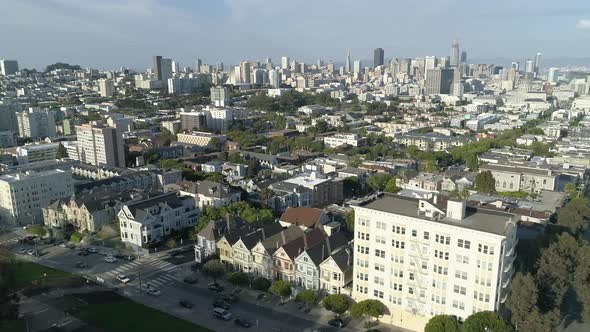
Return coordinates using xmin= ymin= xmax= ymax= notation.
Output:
xmin=576 ymin=19 xmax=590 ymax=29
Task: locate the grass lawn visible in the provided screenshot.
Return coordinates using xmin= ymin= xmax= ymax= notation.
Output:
xmin=72 ymin=292 xmax=212 ymax=332
xmin=0 ymin=319 xmax=26 ymax=332
xmin=12 ymin=260 xmax=73 ymax=289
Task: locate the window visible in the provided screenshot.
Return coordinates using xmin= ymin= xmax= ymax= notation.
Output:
xmin=458 ymin=239 xmax=471 ymax=249
xmin=412 ymin=229 xmax=417 ymax=237
xmin=356 ymin=285 xmax=368 ymax=294
xmin=375 ymin=249 xmax=385 ymax=258
xmin=409 ymin=273 xmax=415 ymax=281
xmin=393 ymin=225 xmax=406 ymax=234
xmin=408 ymin=287 xmax=414 ymax=295
xmin=435 ymin=234 xmax=451 ymax=245
xmin=433 ymin=264 xmax=448 ymax=275
xmin=424 ymin=231 xmax=430 ymax=240
xmin=389 ymin=295 xmax=402 ymax=305
xmin=357 ymin=232 xmax=370 ymax=241
xmin=392 ymin=255 xmax=404 ymax=264
xmin=392 ymin=283 xmax=403 ymax=291
xmin=357 ymin=245 xmax=369 ymax=254
xmin=356 ymin=258 xmax=369 ymax=268
xmin=393 ymin=269 xmax=404 ymax=278
xmin=392 ymin=240 xmax=405 ymax=249
xmin=452 ymin=300 xmax=465 ymax=310
xmin=373 ymin=290 xmax=384 ymax=299
xmin=374 ymin=276 xmax=385 ymax=285
xmin=376 ymin=235 xmax=386 ymax=244
xmin=456 ymin=254 xmax=469 ymax=264
xmin=356 ymin=272 xmax=368 ymax=281
xmin=454 ymin=285 xmax=467 ymax=295
xmin=376 ymin=221 xmax=386 ymax=230
xmin=374 ymin=263 xmax=385 ymax=272
xmin=359 ymin=218 xmax=369 ymax=227
xmin=455 ymin=270 xmax=468 ymax=280
xmin=435 ymin=250 xmax=449 ymax=260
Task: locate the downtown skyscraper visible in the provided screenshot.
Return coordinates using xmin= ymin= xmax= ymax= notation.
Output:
xmin=374 ymin=48 xmax=384 ymax=68
xmin=450 ymin=40 xmax=460 ymax=68
xmin=345 ymin=50 xmax=351 ymax=74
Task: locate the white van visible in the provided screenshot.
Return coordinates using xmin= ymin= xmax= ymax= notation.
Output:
xmin=212 ymin=308 xmax=232 ymax=321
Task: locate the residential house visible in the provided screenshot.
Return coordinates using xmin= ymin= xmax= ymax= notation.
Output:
xmin=406 ymin=173 xmax=444 ymax=192
xmin=278 ymin=207 xmax=330 ymax=230
xmin=319 ymin=244 xmax=354 ymax=295
xmin=272 ymin=228 xmax=326 ymax=282
xmin=178 ymin=180 xmax=241 ymax=208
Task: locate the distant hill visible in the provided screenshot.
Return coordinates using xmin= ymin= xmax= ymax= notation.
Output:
xmin=45 ymin=62 xmax=82 ymax=72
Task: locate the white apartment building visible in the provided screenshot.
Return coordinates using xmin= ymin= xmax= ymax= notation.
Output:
xmin=16 ymin=108 xmax=56 ymax=139
xmin=352 ymin=194 xmax=517 ymax=331
xmin=16 ymin=143 xmax=60 ymax=164
xmin=0 ymin=169 xmax=74 ymax=225
xmin=118 ymin=192 xmax=199 ymax=247
xmin=210 ymin=86 xmax=230 ymax=107
xmin=323 ymin=133 xmax=367 ymax=148
xmin=161 ymin=120 xmax=181 ymax=134
xmin=99 ymin=79 xmax=115 ymax=97
xmin=177 ymin=132 xmax=227 ymax=147
xmin=75 ymin=123 xmax=126 ymax=168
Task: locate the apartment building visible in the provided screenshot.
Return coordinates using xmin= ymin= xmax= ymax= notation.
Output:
xmin=0 ymin=169 xmax=74 ymax=225
xmin=177 ymin=132 xmax=227 ymax=147
xmin=16 ymin=142 xmax=60 ymax=164
xmin=323 ymin=133 xmax=367 ymax=149
xmin=16 ymin=108 xmax=56 ymax=139
xmin=118 ymin=192 xmax=199 ymax=247
xmin=391 ymin=131 xmax=473 ymax=152
xmin=351 ymin=193 xmax=517 ymax=331
xmin=479 ymin=163 xmax=557 ymax=193
xmin=281 ymin=172 xmax=344 ymax=208
xmin=74 ymin=123 xmax=126 ymax=168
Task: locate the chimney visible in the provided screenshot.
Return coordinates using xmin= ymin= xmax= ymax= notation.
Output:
xmin=322 ymin=245 xmax=325 ymax=260
xmin=276 ymin=241 xmax=279 ymax=249
xmin=303 ymin=234 xmax=308 ymax=249
xmin=325 ymin=237 xmax=331 ymax=254
xmin=433 ymin=194 xmax=438 ymax=205
xmin=261 ymin=227 xmax=266 ymax=240
xmin=226 ymin=212 xmax=231 ymax=231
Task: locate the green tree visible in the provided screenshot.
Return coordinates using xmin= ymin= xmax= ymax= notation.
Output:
xmin=564 ymin=182 xmax=578 ymax=199
xmin=475 ymin=171 xmax=496 ymax=194
xmin=227 ymin=272 xmax=249 ymax=287
xmin=208 ymin=137 xmax=223 ymax=152
xmin=424 ymin=315 xmax=461 ymax=332
xmin=322 ymin=294 xmax=350 ymax=316
xmin=506 ymin=273 xmax=539 ymax=330
xmin=270 ymin=280 xmax=292 ymax=302
xmin=296 ymin=289 xmax=318 ymax=305
xmin=165 ymin=238 xmax=177 ymax=249
xmin=201 ymin=259 xmax=225 ymax=283
xmin=247 ymin=159 xmax=260 ymax=178
xmin=56 ymin=143 xmax=68 ymax=159
xmin=462 ymin=311 xmax=513 ymax=332
xmin=366 ymin=173 xmax=392 ymax=192
xmin=343 ymin=177 xmax=362 ymax=197
xmin=346 ymin=211 xmax=355 ymax=233
xmin=406 ymin=145 xmax=420 ymax=158
xmin=384 ymin=177 xmax=401 ymax=193
xmin=347 ymin=155 xmax=363 ymax=168
xmin=556 ymin=198 xmax=590 ymax=235
xmin=574 ymin=244 xmax=590 ymax=322
xmin=27 ymin=224 xmax=47 ymax=237
xmin=252 ymin=277 xmax=271 ymax=292
xmin=465 ymin=153 xmax=478 ymax=170
xmin=349 ymin=299 xmax=385 ymax=322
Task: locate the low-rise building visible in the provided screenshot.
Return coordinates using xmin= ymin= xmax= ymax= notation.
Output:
xmin=177 ymin=131 xmax=227 ymax=147
xmin=479 ymin=163 xmax=557 ymax=193
xmin=323 ymin=133 xmax=367 ymax=148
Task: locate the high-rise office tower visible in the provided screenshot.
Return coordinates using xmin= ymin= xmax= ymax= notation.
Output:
xmin=548 ymin=67 xmax=559 ymax=85
xmin=440 ymin=56 xmax=450 ymax=69
xmin=450 ymin=40 xmax=460 ymax=67
xmin=216 ymin=62 xmax=224 ymax=72
xmin=374 ymin=48 xmax=384 ymax=68
xmin=268 ymin=69 xmax=281 ymax=88
xmin=424 ymin=56 xmax=437 ymax=79
xmin=161 ymin=58 xmax=173 ymax=82
xmin=240 ymin=62 xmax=251 ymax=84
xmin=99 ymin=79 xmax=115 ymax=97
xmin=460 ymin=51 xmax=467 ymax=63
xmin=195 ymin=59 xmax=203 ymax=73
xmin=0 ymin=60 xmax=19 ymax=76
xmin=153 ymin=55 xmax=163 ymax=80
xmin=525 ymin=60 xmax=534 ymax=74
xmin=317 ymin=59 xmax=324 ymax=68
xmin=172 ymin=60 xmax=180 ymax=74
xmin=345 ymin=50 xmax=352 ymax=74
xmin=75 ymin=123 xmax=126 ymax=168
xmin=327 ymin=62 xmax=335 ymax=73
xmin=511 ymin=62 xmax=519 ymax=72
xmin=353 ymin=61 xmax=362 ymax=74
xmin=534 ymin=52 xmax=542 ymax=75
xmin=281 ymin=56 xmax=289 ymax=70
xmin=425 ymin=68 xmax=454 ymax=95
xmin=16 ymin=108 xmax=56 ymax=139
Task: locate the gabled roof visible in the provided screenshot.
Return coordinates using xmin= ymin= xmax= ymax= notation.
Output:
xmin=279 ymin=207 xmax=324 ymax=228
xmin=323 ymin=244 xmax=354 ymax=271
xmin=299 ymin=232 xmax=351 ymax=266
xmin=279 ymin=228 xmax=327 ymax=261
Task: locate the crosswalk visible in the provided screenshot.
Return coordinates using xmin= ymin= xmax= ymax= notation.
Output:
xmin=105 ymin=258 xmax=179 ymax=287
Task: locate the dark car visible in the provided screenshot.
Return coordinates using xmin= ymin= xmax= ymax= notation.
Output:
xmin=328 ymin=318 xmax=345 ymax=328
xmin=213 ymin=299 xmax=231 ymax=310
xmin=179 ymin=300 xmax=194 ymax=309
xmin=43 ymin=238 xmax=55 ymax=245
xmin=234 ymin=318 xmax=252 ymax=328
xmin=222 ymin=293 xmax=238 ymax=303
xmin=75 ymin=261 xmax=88 ymax=268
xmin=78 ymin=250 xmax=89 ymax=256
xmin=183 ymin=274 xmax=199 ymax=284
xmin=208 ymin=283 xmax=224 ymax=292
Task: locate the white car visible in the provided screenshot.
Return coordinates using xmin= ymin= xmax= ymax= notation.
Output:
xmin=17 ymin=248 xmax=27 ymax=254
xmin=146 ymin=288 xmax=161 ymax=296
xmin=105 ymin=256 xmax=117 ymax=263
xmin=116 ymin=274 xmax=130 ymax=284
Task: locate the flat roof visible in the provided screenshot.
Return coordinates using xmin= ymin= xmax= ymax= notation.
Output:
xmin=355 ymin=193 xmax=514 ymax=236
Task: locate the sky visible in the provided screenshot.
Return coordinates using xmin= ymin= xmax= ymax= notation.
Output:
xmin=3 ymin=0 xmax=590 ymax=71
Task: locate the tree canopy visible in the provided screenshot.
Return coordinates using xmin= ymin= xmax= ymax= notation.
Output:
xmin=475 ymin=171 xmax=496 ymax=194
xmin=424 ymin=315 xmax=461 ymax=332
xmin=461 ymin=311 xmax=513 ymax=332
xmin=270 ymin=280 xmax=292 ymax=300
xmin=201 ymin=260 xmax=225 ymax=282
xmin=349 ymin=299 xmax=385 ymax=320
xmin=322 ymin=294 xmax=350 ymax=315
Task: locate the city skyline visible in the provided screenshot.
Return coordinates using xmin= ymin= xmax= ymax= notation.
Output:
xmin=3 ymin=0 xmax=590 ymax=70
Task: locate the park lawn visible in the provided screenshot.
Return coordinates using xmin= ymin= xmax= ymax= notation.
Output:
xmin=74 ymin=295 xmax=212 ymax=332
xmin=0 ymin=319 xmax=26 ymax=332
xmin=12 ymin=260 xmax=73 ymax=289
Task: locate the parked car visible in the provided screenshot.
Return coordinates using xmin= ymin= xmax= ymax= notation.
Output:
xmin=78 ymin=251 xmax=89 ymax=256
xmin=222 ymin=293 xmax=238 ymax=303
xmin=146 ymin=288 xmax=161 ymax=296
xmin=125 ymin=255 xmax=135 ymax=261
xmin=87 ymin=247 xmax=98 ymax=253
xmin=17 ymin=248 xmax=27 ymax=254
xmin=234 ymin=318 xmax=252 ymax=328
xmin=328 ymin=318 xmax=345 ymax=328
xmin=26 ymin=249 xmax=35 ymax=256
xmin=183 ymin=274 xmax=199 ymax=284
xmin=58 ymin=242 xmax=67 ymax=248
xmin=105 ymin=256 xmax=117 ymax=263
xmin=208 ymin=283 xmax=224 ymax=292
xmin=66 ymin=244 xmax=76 ymax=249
xmin=43 ymin=238 xmax=55 ymax=245
xmin=213 ymin=308 xmax=232 ymax=321
xmin=213 ymin=299 xmax=231 ymax=310
xmin=116 ymin=274 xmax=130 ymax=284
xmin=75 ymin=261 xmax=88 ymax=268
xmin=179 ymin=300 xmax=194 ymax=309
